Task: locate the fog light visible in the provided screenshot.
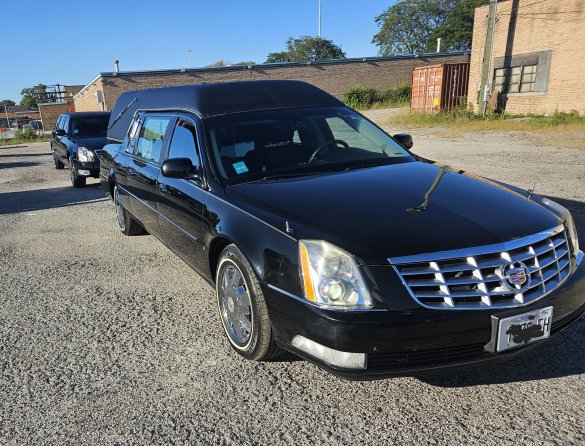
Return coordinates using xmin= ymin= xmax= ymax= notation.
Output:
xmin=77 ymin=169 xmax=90 ymax=176
xmin=291 ymin=335 xmax=366 ymax=369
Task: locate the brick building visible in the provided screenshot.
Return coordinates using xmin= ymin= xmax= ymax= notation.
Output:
xmin=73 ymin=52 xmax=470 ymax=112
xmin=0 ymin=105 xmax=40 ymax=127
xmin=469 ymin=0 xmax=585 ymax=114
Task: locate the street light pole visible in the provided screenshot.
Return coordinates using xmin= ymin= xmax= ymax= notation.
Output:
xmin=318 ymin=0 xmax=321 ymax=37
xmin=188 ymin=49 xmax=192 ymax=68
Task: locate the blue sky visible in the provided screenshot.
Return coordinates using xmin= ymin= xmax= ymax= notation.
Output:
xmin=1 ymin=0 xmax=397 ymax=102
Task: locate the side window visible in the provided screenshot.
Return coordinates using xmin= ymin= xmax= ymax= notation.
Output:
xmin=168 ymin=120 xmax=200 ymax=169
xmin=61 ymin=116 xmax=70 ymax=134
xmin=135 ymin=116 xmax=171 ymax=163
xmin=55 ymin=115 xmax=63 ymax=130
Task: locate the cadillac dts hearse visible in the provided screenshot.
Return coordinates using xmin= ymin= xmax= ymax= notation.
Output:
xmin=99 ymin=81 xmax=584 ymax=379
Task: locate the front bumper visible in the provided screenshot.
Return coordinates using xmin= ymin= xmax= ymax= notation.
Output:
xmin=72 ymin=159 xmax=100 ymax=177
xmin=265 ymin=251 xmax=585 ymax=379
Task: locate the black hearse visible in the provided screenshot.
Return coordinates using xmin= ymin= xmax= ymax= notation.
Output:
xmin=51 ymin=111 xmax=111 ymax=187
xmin=99 ymin=81 xmax=584 ymax=379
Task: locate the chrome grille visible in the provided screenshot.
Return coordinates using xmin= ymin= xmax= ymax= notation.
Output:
xmin=94 ymin=150 xmax=102 ymax=160
xmin=390 ymin=227 xmax=572 ymax=310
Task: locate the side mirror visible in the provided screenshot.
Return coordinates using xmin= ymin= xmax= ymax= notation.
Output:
xmin=393 ymin=133 xmax=413 ymax=150
xmin=54 ymin=129 xmax=66 ymax=137
xmin=161 ymin=158 xmax=194 ymax=179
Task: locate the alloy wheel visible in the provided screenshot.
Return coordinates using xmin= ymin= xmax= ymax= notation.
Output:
xmin=218 ymin=262 xmax=253 ymax=347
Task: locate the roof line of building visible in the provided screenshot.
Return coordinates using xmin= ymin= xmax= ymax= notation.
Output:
xmin=73 ymin=50 xmax=469 ymax=99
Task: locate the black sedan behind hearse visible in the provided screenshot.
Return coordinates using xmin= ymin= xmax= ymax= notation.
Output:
xmin=99 ymin=81 xmax=584 ymax=379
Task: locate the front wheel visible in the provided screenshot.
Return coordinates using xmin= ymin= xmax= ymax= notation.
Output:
xmin=69 ymin=156 xmax=86 ymax=188
xmin=53 ymin=151 xmax=64 ymax=170
xmin=113 ymin=185 xmax=144 ymax=236
xmin=216 ymin=245 xmax=282 ymax=361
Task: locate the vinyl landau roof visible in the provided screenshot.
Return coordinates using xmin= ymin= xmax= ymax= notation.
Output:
xmin=107 ymin=80 xmax=344 ymax=142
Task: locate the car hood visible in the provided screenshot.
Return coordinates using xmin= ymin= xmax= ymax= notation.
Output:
xmin=71 ymin=136 xmax=107 ymax=151
xmin=224 ymin=161 xmax=560 ymax=264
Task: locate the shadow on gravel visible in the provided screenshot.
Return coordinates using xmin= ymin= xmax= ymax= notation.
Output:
xmin=0 ymin=161 xmax=40 ymax=169
xmin=419 ymin=320 xmax=584 ymax=387
xmin=0 ymin=152 xmax=51 ymax=158
xmin=0 ymin=184 xmax=107 ymax=215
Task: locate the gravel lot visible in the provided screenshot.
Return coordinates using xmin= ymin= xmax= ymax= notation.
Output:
xmin=0 ymin=136 xmax=584 ymax=446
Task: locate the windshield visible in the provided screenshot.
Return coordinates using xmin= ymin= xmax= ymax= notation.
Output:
xmin=70 ymin=116 xmax=109 ymax=138
xmin=205 ymin=107 xmax=414 ymax=183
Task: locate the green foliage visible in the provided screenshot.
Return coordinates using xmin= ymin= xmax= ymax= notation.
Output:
xmin=207 ymin=60 xmax=256 ymax=67
xmin=373 ymin=0 xmax=488 ymax=56
xmin=344 ymin=84 xmax=411 ymax=110
xmin=14 ymin=127 xmax=37 ymax=141
xmin=20 ymin=84 xmax=57 ymax=108
xmin=1 ymin=99 xmax=16 ymax=106
xmin=388 ymin=109 xmax=585 ymax=130
xmin=265 ymin=36 xmax=346 ymax=63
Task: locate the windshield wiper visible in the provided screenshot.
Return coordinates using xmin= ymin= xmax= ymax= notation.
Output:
xmin=261 ymin=171 xmax=329 ymax=182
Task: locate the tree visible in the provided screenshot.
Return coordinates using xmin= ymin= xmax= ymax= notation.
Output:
xmin=0 ymin=99 xmax=15 ymax=106
xmin=372 ymin=0 xmax=488 ymax=56
xmin=20 ymin=84 xmax=56 ymax=108
xmin=265 ymin=36 xmax=346 ymax=63
xmin=207 ymin=60 xmax=256 ymax=67
xmin=429 ymin=0 xmax=488 ymax=51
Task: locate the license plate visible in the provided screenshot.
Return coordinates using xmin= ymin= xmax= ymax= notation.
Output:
xmin=496 ymin=306 xmax=553 ymax=352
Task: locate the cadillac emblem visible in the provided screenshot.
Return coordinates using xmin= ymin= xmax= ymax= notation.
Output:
xmin=501 ymin=262 xmax=530 ymax=292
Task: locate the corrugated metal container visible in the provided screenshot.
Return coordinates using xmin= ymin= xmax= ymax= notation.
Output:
xmin=410 ymin=63 xmax=470 ymax=113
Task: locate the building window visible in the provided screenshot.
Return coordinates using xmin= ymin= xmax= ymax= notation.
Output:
xmin=493 ymin=64 xmax=537 ymax=94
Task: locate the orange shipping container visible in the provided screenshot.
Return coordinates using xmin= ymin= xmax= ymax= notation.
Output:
xmin=410 ymin=63 xmax=470 ymax=113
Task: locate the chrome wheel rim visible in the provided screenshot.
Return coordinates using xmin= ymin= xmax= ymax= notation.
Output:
xmin=114 ymin=187 xmax=126 ymax=231
xmin=218 ymin=262 xmax=253 ymax=347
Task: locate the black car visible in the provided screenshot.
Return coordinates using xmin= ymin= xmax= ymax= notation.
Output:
xmin=51 ymin=111 xmax=111 ymax=187
xmin=99 ymin=81 xmax=584 ymax=379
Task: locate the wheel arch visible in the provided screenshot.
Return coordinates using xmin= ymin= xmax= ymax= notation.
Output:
xmin=208 ymin=235 xmax=235 ymax=284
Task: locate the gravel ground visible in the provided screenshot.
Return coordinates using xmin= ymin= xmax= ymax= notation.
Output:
xmin=0 ymin=138 xmax=583 ymax=446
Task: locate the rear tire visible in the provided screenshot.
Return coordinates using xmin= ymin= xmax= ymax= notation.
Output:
xmin=114 ymin=185 xmax=144 ymax=236
xmin=216 ymin=244 xmax=283 ymax=361
xmin=69 ymin=156 xmax=86 ymax=188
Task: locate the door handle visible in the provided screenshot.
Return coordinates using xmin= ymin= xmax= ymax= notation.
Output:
xmin=159 ymin=183 xmax=168 ymax=193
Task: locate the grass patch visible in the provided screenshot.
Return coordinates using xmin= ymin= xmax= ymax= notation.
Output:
xmin=344 ymin=84 xmax=410 ymax=110
xmin=0 ymin=128 xmax=49 ymax=147
xmin=388 ymin=109 xmax=585 ymax=134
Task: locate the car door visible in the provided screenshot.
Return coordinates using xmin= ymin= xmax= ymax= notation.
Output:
xmin=126 ymin=113 xmax=173 ymax=240
xmin=55 ymin=115 xmax=69 ymax=164
xmin=51 ymin=115 xmax=63 ymax=159
xmin=157 ymin=115 xmax=208 ymax=272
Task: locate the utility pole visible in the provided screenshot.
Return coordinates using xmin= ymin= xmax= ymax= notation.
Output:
xmin=318 ymin=0 xmax=321 ymax=37
xmin=479 ymin=0 xmax=498 ymax=116
xmin=4 ymin=104 xmax=11 ymax=129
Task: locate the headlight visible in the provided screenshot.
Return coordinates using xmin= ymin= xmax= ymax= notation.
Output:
xmin=299 ymin=240 xmax=373 ymax=309
xmin=542 ymin=197 xmax=580 ymax=254
xmin=77 ymin=147 xmax=95 ymax=162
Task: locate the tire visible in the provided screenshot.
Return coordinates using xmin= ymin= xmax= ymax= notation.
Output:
xmin=113 ymin=185 xmax=144 ymax=236
xmin=53 ymin=152 xmax=64 ymax=170
xmin=216 ymin=244 xmax=282 ymax=361
xmin=69 ymin=156 xmax=86 ymax=188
